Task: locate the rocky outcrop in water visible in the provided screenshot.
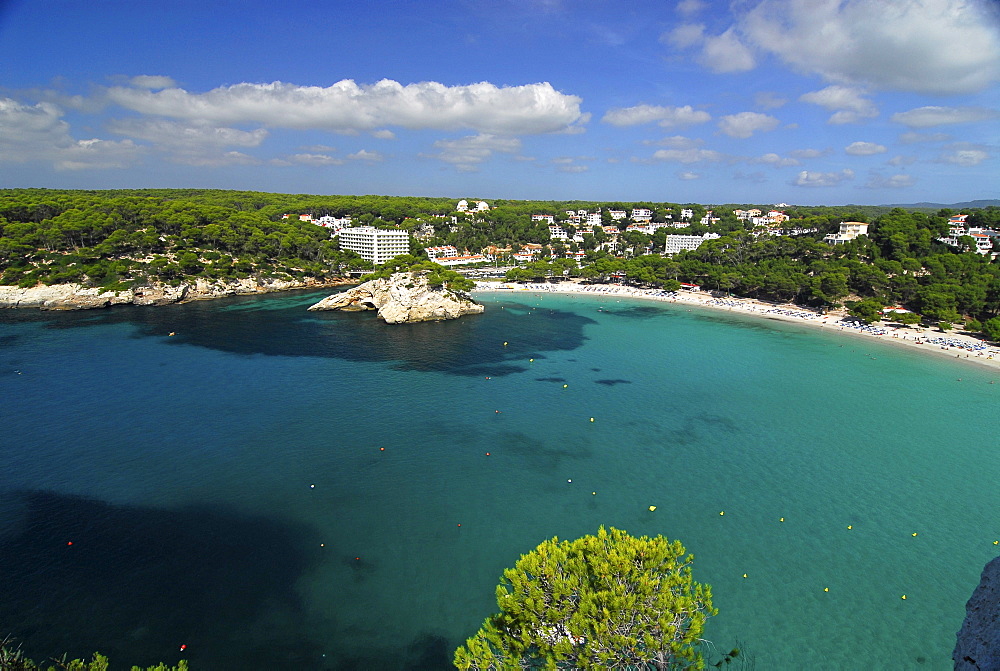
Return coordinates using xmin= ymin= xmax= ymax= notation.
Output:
xmin=307 ymin=272 xmax=483 ymax=323
xmin=0 ymin=277 xmax=352 ymax=310
xmin=955 ymin=555 xmax=1000 ymax=669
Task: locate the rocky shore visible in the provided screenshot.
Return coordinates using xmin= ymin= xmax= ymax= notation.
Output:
xmin=0 ymin=276 xmax=355 ymax=310
xmin=308 ymin=271 xmax=483 ymax=323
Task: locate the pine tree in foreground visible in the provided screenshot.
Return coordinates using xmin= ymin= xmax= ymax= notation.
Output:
xmin=454 ymin=526 xmax=718 ymax=670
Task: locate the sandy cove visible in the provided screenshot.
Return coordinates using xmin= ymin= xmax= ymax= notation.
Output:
xmin=473 ymin=281 xmax=1000 ymax=373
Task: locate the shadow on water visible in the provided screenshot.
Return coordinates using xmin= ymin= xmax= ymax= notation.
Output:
xmin=0 ymin=290 xmax=595 ymax=377
xmin=0 ymin=490 xmax=327 ymax=670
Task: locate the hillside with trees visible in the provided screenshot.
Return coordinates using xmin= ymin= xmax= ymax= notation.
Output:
xmin=2 ymin=188 xmax=998 ymax=338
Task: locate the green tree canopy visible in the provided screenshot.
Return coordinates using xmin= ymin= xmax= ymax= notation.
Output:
xmin=454 ymin=526 xmax=715 ymax=670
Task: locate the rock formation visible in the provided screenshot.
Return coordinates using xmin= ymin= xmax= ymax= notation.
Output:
xmin=0 ymin=277 xmax=352 ymax=310
xmin=307 ymin=271 xmax=484 ymax=323
xmin=955 ymin=555 xmax=1000 ymax=669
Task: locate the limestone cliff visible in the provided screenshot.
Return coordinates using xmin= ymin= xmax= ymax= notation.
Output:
xmin=955 ymin=555 xmax=1000 ymax=669
xmin=307 ymin=272 xmax=484 ymax=323
xmin=0 ymin=277 xmax=352 ymax=310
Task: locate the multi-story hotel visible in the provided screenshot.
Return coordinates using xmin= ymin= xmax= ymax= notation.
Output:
xmin=337 ymin=226 xmax=410 ymax=265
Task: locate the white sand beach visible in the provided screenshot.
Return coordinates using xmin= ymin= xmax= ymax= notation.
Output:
xmin=474 ymin=281 xmax=1000 ymax=372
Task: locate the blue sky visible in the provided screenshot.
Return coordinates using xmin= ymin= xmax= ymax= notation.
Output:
xmin=1 ymin=0 xmax=997 ymax=205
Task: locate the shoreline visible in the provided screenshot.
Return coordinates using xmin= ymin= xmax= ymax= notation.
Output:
xmin=0 ymin=277 xmax=355 ymax=310
xmin=473 ymin=281 xmax=1000 ymax=373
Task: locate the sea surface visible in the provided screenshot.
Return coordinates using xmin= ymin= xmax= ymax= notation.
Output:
xmin=1 ymin=288 xmax=997 ymax=670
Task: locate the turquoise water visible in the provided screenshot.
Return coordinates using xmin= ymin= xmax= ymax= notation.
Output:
xmin=1 ymin=288 xmax=997 ymax=670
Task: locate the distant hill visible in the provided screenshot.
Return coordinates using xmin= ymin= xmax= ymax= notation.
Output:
xmin=882 ymin=199 xmax=1000 ymax=211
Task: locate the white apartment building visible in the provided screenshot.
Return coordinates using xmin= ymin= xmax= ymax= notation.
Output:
xmin=631 ymin=208 xmax=653 ymax=222
xmin=608 ymin=210 xmax=627 ymax=220
xmin=337 ymin=226 xmax=410 ymax=264
xmin=823 ymin=221 xmax=869 ymax=245
xmin=663 ymin=233 xmax=720 ymax=255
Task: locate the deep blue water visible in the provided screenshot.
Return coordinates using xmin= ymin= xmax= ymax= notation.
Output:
xmin=1 ymin=288 xmax=998 ymax=670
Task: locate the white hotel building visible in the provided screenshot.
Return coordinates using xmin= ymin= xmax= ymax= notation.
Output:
xmin=337 ymin=226 xmax=410 ymax=265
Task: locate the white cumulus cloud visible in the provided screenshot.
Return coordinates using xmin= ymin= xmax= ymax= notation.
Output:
xmin=740 ymin=0 xmax=1000 ymax=94
xmin=755 ymin=152 xmax=799 ymax=167
xmin=845 ymin=141 xmax=887 ymax=156
xmin=426 ymin=133 xmax=522 ymax=172
xmin=890 ymin=106 xmax=1000 ymax=128
xmin=0 ymin=97 xmax=141 ymax=169
xmin=799 ymin=85 xmax=878 ymax=124
xmin=717 ymin=112 xmax=780 ymax=138
xmin=129 ymin=75 xmax=177 ymax=89
xmin=644 ymin=135 xmax=704 ymax=149
xmin=664 ymin=23 xmax=706 ymax=49
xmin=678 ymin=171 xmax=702 ymax=180
xmin=106 ymin=79 xmax=586 ymax=135
xmin=899 ymin=131 xmax=952 ymax=143
xmin=108 ymin=118 xmax=268 ymax=166
xmin=755 ymin=91 xmax=787 ymax=110
xmin=789 ymin=148 xmax=829 ymax=159
xmin=699 ymin=28 xmax=756 ymax=73
xmin=602 ymin=104 xmax=710 ymax=128
xmin=939 ymin=143 xmax=990 ymax=166
xmin=650 ymin=148 xmax=727 ymax=164
xmin=793 ymin=168 xmax=855 ymax=187
xmin=865 ymin=173 xmax=916 ymax=188
xmin=347 ymin=149 xmax=383 ymax=162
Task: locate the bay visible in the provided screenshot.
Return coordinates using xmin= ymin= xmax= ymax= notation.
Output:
xmin=1 ymin=288 xmax=997 ymax=670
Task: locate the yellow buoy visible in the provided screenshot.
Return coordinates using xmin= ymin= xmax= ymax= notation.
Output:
xmin=994 ymin=540 xmax=998 ymax=545
xmin=901 ymin=595 xmax=907 ymax=600
xmin=503 ymin=342 xmax=508 ymax=346
xmin=912 ymin=532 xmax=918 ymax=537
xmin=742 ymin=573 xmax=748 ymax=578
xmin=592 ymin=492 xmax=596 ymax=495
xmin=648 ymin=506 xmax=656 ymax=512
xmin=589 ymin=417 xmax=595 ymax=422
xmin=563 ymin=384 xmax=568 ymax=388
xmin=779 ymin=517 xmax=784 ymax=522
xmin=529 ymin=358 xmax=534 ymax=362
xmin=824 ymin=587 xmax=829 ymax=592
xmin=719 ymin=511 xmax=725 ymax=516
xmin=847 ymin=525 xmax=853 ymax=530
